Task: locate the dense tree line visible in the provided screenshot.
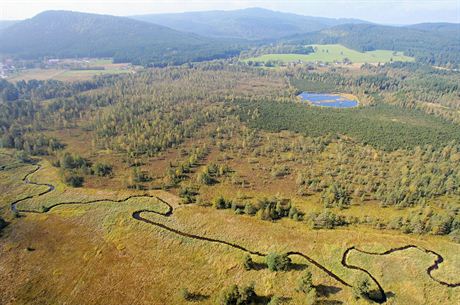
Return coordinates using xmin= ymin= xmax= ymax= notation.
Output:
xmin=236 ymin=99 xmax=460 ymax=151
xmin=213 ymin=196 xmax=303 ymax=222
xmin=289 ymin=63 xmax=460 ymax=122
xmin=286 ymin=23 xmax=460 ymax=67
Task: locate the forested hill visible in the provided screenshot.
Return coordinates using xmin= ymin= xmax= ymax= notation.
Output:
xmin=132 ymin=7 xmax=368 ymax=40
xmin=0 ymin=11 xmax=242 ymax=66
xmin=406 ymin=22 xmax=460 ymax=33
xmin=286 ymin=23 xmax=460 ymax=67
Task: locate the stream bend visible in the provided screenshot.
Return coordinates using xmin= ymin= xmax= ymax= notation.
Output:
xmin=7 ymin=161 xmax=460 ymax=303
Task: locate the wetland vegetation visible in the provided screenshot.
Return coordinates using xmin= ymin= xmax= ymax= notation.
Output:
xmin=0 ymin=6 xmax=459 ymax=305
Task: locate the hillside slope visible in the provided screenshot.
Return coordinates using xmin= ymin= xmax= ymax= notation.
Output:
xmin=132 ymin=7 xmax=368 ymax=40
xmin=0 ymin=11 xmax=241 ymax=65
xmin=287 ymin=23 xmax=460 ymax=67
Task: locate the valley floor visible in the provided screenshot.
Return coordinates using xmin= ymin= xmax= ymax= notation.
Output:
xmin=0 ymin=153 xmax=459 ymax=305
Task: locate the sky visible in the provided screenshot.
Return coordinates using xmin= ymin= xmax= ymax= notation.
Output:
xmin=0 ymin=0 xmax=459 ymax=24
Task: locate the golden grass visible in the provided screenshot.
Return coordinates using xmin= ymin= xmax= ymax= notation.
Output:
xmin=1 ymin=123 xmax=459 ymax=305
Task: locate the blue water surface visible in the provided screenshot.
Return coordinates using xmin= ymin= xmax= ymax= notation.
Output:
xmin=298 ymin=92 xmax=358 ymax=108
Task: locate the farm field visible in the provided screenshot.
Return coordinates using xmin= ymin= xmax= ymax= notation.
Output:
xmin=244 ymin=44 xmax=415 ymax=64
xmin=7 ymin=59 xmax=133 ymax=82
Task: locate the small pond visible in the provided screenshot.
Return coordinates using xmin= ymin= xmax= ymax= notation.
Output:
xmin=298 ymin=92 xmax=358 ymax=108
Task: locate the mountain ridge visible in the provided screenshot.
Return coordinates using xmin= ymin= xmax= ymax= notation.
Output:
xmin=131 ymin=7 xmax=370 ymax=40
xmin=0 ymin=10 xmax=242 ymax=65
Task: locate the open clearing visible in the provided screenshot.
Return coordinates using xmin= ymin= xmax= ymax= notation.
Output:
xmin=7 ymin=59 xmax=133 ymax=82
xmin=244 ymin=44 xmax=415 ymax=64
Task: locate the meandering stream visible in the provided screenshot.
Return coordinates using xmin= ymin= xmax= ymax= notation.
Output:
xmin=6 ymin=161 xmax=460 ymax=303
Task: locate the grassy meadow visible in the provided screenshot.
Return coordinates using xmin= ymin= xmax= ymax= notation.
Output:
xmin=0 ymin=151 xmax=459 ymax=305
xmin=244 ymin=44 xmax=415 ymax=64
xmin=7 ymin=58 xmax=133 ymax=82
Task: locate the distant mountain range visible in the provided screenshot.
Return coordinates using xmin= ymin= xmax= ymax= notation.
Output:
xmin=131 ymin=7 xmax=369 ymax=40
xmin=0 ymin=8 xmax=458 ymax=67
xmin=0 ymin=10 xmax=241 ymax=65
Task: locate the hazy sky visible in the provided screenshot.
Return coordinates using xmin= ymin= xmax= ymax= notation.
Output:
xmin=1 ymin=0 xmax=459 ymax=24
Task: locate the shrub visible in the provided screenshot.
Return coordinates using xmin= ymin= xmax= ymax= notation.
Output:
xmin=220 ymin=283 xmax=257 ymax=305
xmin=64 ymin=173 xmax=84 ymax=187
xmin=288 ymin=206 xmax=303 ymax=221
xmin=243 ymin=254 xmax=254 ymax=271
xmin=62 ymin=152 xmax=89 ymax=169
xmin=256 ymin=197 xmax=292 ymax=221
xmin=266 ymin=252 xmax=291 ymax=272
xmin=244 ymin=203 xmax=258 ymax=215
xmin=352 ymin=276 xmax=371 ymax=300
xmin=93 ymin=162 xmax=113 ymax=176
xmin=312 ymin=211 xmax=347 ymax=229
xmin=297 ymin=269 xmax=314 ymax=294
xmin=131 ymin=167 xmax=150 ymax=183
xmin=214 ymin=196 xmax=230 ymax=209
xmin=179 ymin=186 xmax=199 ymax=204
xmin=197 ymin=171 xmax=215 ymax=185
xmin=321 ymin=183 xmax=351 ymax=208
xmin=270 ymin=164 xmax=290 ymax=178
xmin=15 ymin=150 xmax=32 ymax=163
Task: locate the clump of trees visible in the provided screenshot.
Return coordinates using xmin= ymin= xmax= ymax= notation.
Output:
xmin=1 ymin=131 xmax=64 ymax=156
xmin=270 ymin=164 xmax=290 ymax=178
xmin=92 ymin=162 xmax=113 ymax=177
xmin=310 ymin=210 xmax=348 ymax=229
xmin=321 ymin=183 xmax=351 ymax=209
xmin=179 ymin=186 xmax=199 ymax=204
xmin=213 ymin=196 xmax=304 ymax=222
xmin=219 ymin=283 xmax=257 ymax=305
xmin=197 ymin=163 xmax=231 ymax=185
xmin=62 ymin=173 xmax=84 ymax=187
xmin=56 ymin=153 xmax=91 ymax=187
xmin=53 ymin=152 xmax=114 ymax=188
xmin=266 ymin=252 xmax=291 ymax=271
xmin=164 ymin=145 xmax=210 ymax=187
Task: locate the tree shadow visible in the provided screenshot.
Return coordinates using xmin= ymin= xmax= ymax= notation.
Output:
xmin=315 ymin=284 xmax=342 ymax=297
xmin=256 ymin=295 xmax=291 ymax=304
xmin=251 ymin=262 xmax=268 ymax=271
xmin=289 ymin=262 xmax=309 ymax=271
xmin=188 ymin=293 xmax=209 ymax=302
xmin=386 ymin=291 xmax=396 ymax=299
xmin=367 ymin=289 xmax=394 ymax=303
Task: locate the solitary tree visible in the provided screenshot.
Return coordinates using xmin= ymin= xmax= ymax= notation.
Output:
xmin=297 ymin=268 xmax=314 ymax=294
xmin=266 ymin=252 xmax=291 ymax=271
xmin=352 ymin=276 xmax=371 ymax=300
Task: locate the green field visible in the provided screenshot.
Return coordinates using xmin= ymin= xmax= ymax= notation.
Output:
xmin=245 ymin=44 xmax=415 ymax=64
